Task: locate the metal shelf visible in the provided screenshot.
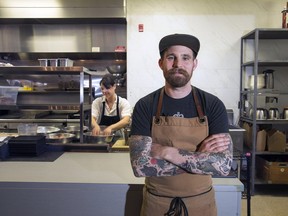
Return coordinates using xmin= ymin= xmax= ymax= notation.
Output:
xmin=240 ymin=117 xmax=288 ymax=125
xmin=241 ymin=28 xmax=288 ymax=39
xmin=0 ymin=52 xmax=126 ymax=61
xmin=255 ymin=151 xmax=288 ymax=155
xmin=254 ymin=178 xmax=288 ymax=185
xmin=0 ymin=66 xmax=94 ymax=143
xmin=239 ymin=28 xmax=288 ymax=195
xmin=242 ymin=60 xmax=288 ymax=67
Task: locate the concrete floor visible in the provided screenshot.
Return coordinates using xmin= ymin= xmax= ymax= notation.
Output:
xmin=241 ymin=185 xmax=288 ymax=216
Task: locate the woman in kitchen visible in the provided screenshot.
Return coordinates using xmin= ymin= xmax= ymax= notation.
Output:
xmin=91 ymin=74 xmax=131 ymax=136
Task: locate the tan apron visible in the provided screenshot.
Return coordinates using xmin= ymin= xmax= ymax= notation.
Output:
xmin=141 ymin=87 xmax=217 ymax=216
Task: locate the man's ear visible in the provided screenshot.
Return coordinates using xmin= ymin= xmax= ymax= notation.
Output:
xmin=192 ymin=59 xmax=198 ymax=71
xmin=158 ymin=58 xmax=163 ymax=70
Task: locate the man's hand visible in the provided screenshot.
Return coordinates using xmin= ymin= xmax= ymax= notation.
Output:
xmin=151 ymin=143 xmax=167 ymax=159
xmin=197 ymin=134 xmax=230 ymax=153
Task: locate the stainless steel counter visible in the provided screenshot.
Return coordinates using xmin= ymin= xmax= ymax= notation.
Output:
xmin=0 ymin=152 xmax=244 ymax=216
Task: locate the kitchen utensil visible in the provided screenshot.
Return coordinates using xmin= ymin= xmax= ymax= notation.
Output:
xmin=268 ymin=108 xmax=280 ymax=120
xmin=263 ymin=69 xmax=274 ymax=89
xmin=248 ymin=74 xmax=265 ymax=89
xmin=250 ymin=108 xmax=268 ymax=120
xmin=107 ymin=64 xmax=126 ymax=75
xmin=46 ymin=133 xmax=75 ymax=144
xmin=256 ymin=108 xmax=268 ymax=120
xmin=37 ymin=126 xmax=60 ymax=134
xmin=282 ymin=108 xmax=288 ymax=119
xmin=83 ymin=132 xmax=114 ymax=144
xmin=63 ymin=125 xmax=89 ymax=139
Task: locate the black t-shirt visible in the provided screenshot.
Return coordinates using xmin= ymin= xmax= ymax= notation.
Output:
xmin=131 ymin=87 xmax=229 ymax=136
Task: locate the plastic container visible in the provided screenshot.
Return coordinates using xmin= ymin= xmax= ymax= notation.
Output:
xmin=48 ymin=59 xmax=59 ymax=66
xmin=0 ymin=86 xmax=19 ymax=105
xmin=17 ymin=123 xmax=38 ymax=136
xmin=58 ymin=58 xmax=74 ymax=67
xmin=38 ymin=59 xmax=48 ymax=66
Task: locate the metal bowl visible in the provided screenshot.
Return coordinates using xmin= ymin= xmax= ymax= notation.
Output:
xmin=107 ymin=64 xmax=126 ymax=75
xmin=46 ymin=133 xmax=75 ymax=144
xmin=37 ymin=126 xmax=60 ymax=134
xmin=63 ymin=125 xmax=89 ymax=139
xmin=83 ymin=132 xmax=114 ymax=144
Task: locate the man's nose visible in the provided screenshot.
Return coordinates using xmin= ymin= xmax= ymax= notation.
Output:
xmin=173 ymin=59 xmax=181 ymax=67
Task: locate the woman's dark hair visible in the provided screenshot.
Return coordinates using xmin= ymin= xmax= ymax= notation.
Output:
xmin=100 ymin=74 xmax=116 ymax=89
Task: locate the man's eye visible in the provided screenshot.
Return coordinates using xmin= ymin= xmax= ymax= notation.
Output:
xmin=183 ymin=56 xmax=191 ymax=61
xmin=167 ymin=56 xmax=175 ymax=60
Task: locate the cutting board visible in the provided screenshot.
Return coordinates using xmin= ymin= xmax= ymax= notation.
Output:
xmin=111 ymin=139 xmax=129 ymax=151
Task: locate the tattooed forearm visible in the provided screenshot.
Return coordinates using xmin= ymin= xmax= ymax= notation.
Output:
xmin=129 ymin=135 xmax=185 ymax=177
xmin=168 ymin=133 xmax=233 ymax=176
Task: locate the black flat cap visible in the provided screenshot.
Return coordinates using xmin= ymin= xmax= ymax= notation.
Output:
xmin=159 ymin=33 xmax=200 ymax=57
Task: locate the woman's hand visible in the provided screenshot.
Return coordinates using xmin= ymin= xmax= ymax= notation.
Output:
xmin=103 ymin=127 xmax=113 ymax=135
xmin=92 ymin=125 xmax=101 ymax=135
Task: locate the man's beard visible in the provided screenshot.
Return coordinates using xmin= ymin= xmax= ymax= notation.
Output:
xmin=164 ymin=68 xmax=192 ymax=87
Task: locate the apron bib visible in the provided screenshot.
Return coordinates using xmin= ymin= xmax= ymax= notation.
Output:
xmin=99 ymin=96 xmax=121 ymax=126
xmin=141 ymin=87 xmax=217 ymax=216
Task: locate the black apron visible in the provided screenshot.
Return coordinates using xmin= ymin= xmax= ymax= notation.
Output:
xmin=99 ymin=96 xmax=120 ymax=126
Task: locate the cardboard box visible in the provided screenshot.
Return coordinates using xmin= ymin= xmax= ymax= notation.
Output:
xmin=256 ymin=130 xmax=267 ymax=151
xmin=267 ymin=130 xmax=286 ymax=152
xmin=242 ymin=122 xmax=266 ymax=151
xmin=257 ymin=156 xmax=288 ymax=184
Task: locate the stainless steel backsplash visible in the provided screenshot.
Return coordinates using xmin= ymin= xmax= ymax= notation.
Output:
xmin=0 ymin=24 xmax=126 ymax=53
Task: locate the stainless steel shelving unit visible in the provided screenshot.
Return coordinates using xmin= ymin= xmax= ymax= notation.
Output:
xmin=0 ymin=66 xmax=94 ymax=143
xmin=239 ymin=28 xmax=288 ymax=194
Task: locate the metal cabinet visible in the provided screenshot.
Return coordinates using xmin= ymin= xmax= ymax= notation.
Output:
xmin=0 ymin=66 xmax=94 ymax=143
xmin=239 ymin=28 xmax=288 ymax=194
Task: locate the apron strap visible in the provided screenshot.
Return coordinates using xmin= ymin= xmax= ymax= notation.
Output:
xmin=116 ymin=96 xmax=120 ymax=117
xmin=155 ymin=88 xmax=164 ymax=124
xmin=164 ymin=197 xmax=188 ymax=216
xmin=147 ymin=187 xmax=212 ymax=216
xmin=155 ymin=87 xmax=206 ymax=123
xmin=192 ymin=87 xmax=206 ymax=123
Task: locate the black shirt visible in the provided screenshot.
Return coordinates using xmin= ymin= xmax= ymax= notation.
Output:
xmin=131 ymin=87 xmax=229 ymax=136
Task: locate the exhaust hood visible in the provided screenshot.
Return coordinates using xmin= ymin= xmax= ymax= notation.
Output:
xmin=0 ymin=0 xmax=126 ymax=24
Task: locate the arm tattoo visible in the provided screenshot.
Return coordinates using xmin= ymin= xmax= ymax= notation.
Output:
xmin=129 ymin=135 xmax=185 ymax=177
xmin=175 ymin=133 xmax=233 ymax=176
xmin=129 ymin=133 xmax=233 ymax=177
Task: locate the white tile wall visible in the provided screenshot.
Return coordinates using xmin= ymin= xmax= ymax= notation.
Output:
xmin=126 ymin=0 xmax=287 ymax=123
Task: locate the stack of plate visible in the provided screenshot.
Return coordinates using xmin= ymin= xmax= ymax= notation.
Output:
xmin=8 ymin=135 xmax=46 ymax=156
